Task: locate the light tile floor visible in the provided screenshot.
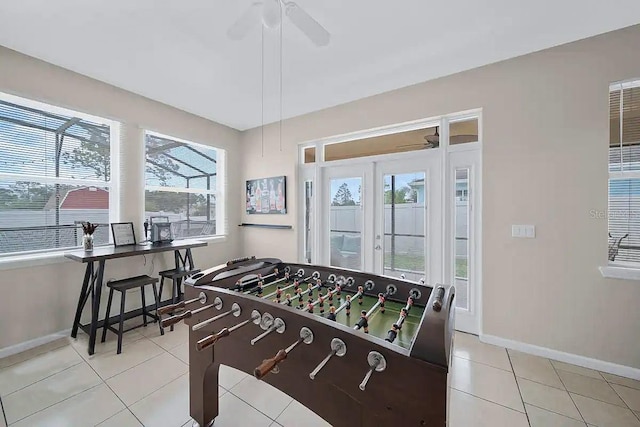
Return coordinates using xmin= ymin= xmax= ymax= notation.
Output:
xmin=1 ymin=326 xmax=640 ymax=426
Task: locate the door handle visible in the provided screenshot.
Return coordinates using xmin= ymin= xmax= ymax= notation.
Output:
xmin=374 ymin=245 xmax=381 ymax=250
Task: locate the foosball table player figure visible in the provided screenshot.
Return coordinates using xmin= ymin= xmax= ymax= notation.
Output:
xmin=159 ymin=257 xmax=454 ymax=426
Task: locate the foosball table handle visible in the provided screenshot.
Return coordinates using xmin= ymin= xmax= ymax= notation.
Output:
xmin=158 ymin=291 xmax=207 ymax=315
xmin=158 ymin=301 xmax=186 ymax=316
xmin=254 ymin=349 xmax=287 ymax=380
xmin=196 ymin=328 xmax=230 ymax=351
xmin=432 ymin=286 xmax=446 ymax=311
xmin=161 ymin=310 xmax=191 ymax=328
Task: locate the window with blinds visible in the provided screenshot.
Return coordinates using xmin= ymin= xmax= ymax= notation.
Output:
xmin=144 ymin=131 xmax=221 ymax=239
xmin=0 ymin=93 xmax=116 ymax=256
xmin=609 ymin=80 xmax=640 ymax=263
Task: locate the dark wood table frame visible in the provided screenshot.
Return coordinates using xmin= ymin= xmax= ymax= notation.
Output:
xmin=65 ymin=239 xmax=207 ymax=355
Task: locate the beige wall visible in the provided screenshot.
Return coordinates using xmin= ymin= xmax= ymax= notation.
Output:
xmin=0 ymin=46 xmax=242 ymax=349
xmin=240 ymin=25 xmax=640 ymax=368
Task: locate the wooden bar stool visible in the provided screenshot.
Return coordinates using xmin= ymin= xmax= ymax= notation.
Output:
xmin=101 ymin=274 xmax=163 ymax=354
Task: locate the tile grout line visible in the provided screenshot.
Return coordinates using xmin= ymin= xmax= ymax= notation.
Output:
xmin=68 ymin=336 xmax=147 ymax=427
xmin=452 ymin=353 xmax=515 ymax=373
xmin=272 ymin=397 xmax=295 ymax=423
xmin=227 ymin=384 xmax=290 ymax=422
xmin=505 ymin=349 xmax=532 ymax=427
xmin=1 ymin=395 xmax=7 ymax=427
xmin=9 ymin=382 xmax=105 ymax=425
xmin=1 ymin=358 xmax=83 ymax=397
xmin=549 ymin=361 xmax=588 ymax=425
xmin=451 ymin=388 xmax=528 ymax=416
xmin=0 ymin=339 xmax=69 ymax=371
xmin=605 ymin=378 xmax=640 ymax=420
xmin=124 ymin=372 xmax=192 ymax=427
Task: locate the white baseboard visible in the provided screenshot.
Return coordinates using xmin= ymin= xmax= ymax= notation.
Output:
xmin=0 ymin=329 xmax=71 ymax=360
xmin=481 ymin=333 xmax=640 ymax=381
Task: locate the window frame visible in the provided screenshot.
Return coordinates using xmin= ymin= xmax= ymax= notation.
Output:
xmin=143 ymin=130 xmax=225 ymax=240
xmin=0 ymin=91 xmax=119 ymax=260
xmin=607 ymin=80 xmax=640 ymax=268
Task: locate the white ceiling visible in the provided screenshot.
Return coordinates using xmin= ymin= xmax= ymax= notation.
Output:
xmin=0 ymin=1 xmax=639 ymax=131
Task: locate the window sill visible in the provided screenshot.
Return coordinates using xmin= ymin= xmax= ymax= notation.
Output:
xmin=0 ymin=235 xmax=228 ymax=271
xmin=599 ymin=265 xmax=640 ymax=280
xmin=0 ymin=251 xmax=70 ymax=271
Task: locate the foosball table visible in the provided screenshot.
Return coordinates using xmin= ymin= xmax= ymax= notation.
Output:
xmin=159 ymin=257 xmax=455 ymax=426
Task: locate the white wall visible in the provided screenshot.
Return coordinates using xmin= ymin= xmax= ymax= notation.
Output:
xmin=239 ymin=25 xmax=640 ymax=369
xmin=0 ymin=46 xmax=243 ymax=350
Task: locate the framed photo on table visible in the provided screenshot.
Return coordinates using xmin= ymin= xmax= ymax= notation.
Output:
xmin=111 ymin=222 xmax=136 ymax=247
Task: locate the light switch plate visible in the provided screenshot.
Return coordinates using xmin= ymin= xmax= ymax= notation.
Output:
xmin=512 ymin=225 xmax=535 ymax=238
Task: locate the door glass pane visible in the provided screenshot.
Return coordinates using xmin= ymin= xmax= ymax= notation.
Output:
xmin=383 ymin=172 xmax=425 ymax=281
xmin=455 ymin=168 xmax=470 ymax=310
xmin=330 ymin=177 xmax=362 ymax=270
xmin=304 ymin=147 xmax=316 ymax=164
xmin=449 ymin=118 xmax=479 ymax=145
xmin=324 ymin=125 xmax=439 ymax=162
xmin=303 ymin=180 xmax=313 ymax=263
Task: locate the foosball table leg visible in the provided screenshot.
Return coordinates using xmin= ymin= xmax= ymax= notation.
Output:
xmin=189 ymin=335 xmax=219 ymax=427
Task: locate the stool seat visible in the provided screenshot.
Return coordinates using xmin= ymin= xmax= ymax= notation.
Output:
xmin=107 ymin=275 xmax=158 ymax=291
xmin=159 ymin=268 xmax=201 ymax=280
xmin=102 ymin=274 xmax=162 ymax=354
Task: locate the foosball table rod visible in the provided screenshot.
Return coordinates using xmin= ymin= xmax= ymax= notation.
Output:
xmin=250 ymin=316 xmax=286 ymax=345
xmin=191 ymin=303 xmax=241 ymax=331
xmin=309 ymin=338 xmax=346 ymax=380
xmin=233 ymin=268 xmax=286 ymax=291
xmin=157 ymin=291 xmax=207 ymax=316
xmin=254 ymin=327 xmax=314 ymax=380
xmin=354 ymin=285 xmax=397 ymax=331
xmin=196 ymin=310 xmax=261 ymax=351
xmin=303 ymin=285 xmax=337 ymax=313
xmin=160 ymin=297 xmax=223 ymax=328
xmin=359 ymin=351 xmax=387 ymax=391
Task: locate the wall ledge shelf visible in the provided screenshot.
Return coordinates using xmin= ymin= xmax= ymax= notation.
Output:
xmin=238 ymin=223 xmax=293 ymax=230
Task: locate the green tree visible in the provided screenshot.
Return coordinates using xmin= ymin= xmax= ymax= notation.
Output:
xmin=0 ymin=187 xmax=17 ymax=209
xmin=384 ymin=186 xmax=415 ymax=204
xmin=10 ymin=182 xmax=56 ymax=209
xmin=62 ymin=133 xmax=110 ymax=181
xmin=332 ymin=183 xmax=356 ymax=206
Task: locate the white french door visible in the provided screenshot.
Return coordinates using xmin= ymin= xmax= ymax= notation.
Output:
xmin=320 ymin=163 xmax=374 ymax=272
xmin=373 ymin=155 xmax=442 ymax=285
xmin=302 ymin=112 xmax=482 ymax=334
xmin=319 ymin=154 xmax=441 ymax=284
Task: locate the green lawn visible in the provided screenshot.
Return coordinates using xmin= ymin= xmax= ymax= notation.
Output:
xmin=383 ymin=253 xmax=468 ymax=279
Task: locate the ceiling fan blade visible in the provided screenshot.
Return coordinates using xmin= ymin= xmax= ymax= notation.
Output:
xmin=227 ymin=2 xmax=263 ymax=40
xmin=284 ymin=1 xmax=330 ymax=46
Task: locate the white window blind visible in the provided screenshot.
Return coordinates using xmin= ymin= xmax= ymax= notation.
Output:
xmin=0 ymin=93 xmax=116 ymax=256
xmin=144 ymin=131 xmax=221 ymax=239
xmin=609 ymin=81 xmax=640 ymax=263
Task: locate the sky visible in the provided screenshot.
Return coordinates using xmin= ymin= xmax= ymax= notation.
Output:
xmin=329 ymin=172 xmax=424 ymax=204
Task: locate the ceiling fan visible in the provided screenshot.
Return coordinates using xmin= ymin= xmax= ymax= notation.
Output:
xmin=398 ymin=127 xmax=478 ymax=149
xmin=227 ymin=0 xmax=331 ymax=47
